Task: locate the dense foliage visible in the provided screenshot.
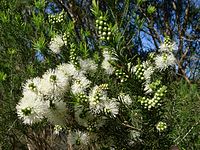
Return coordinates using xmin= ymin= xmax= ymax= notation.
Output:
xmin=0 ymin=0 xmax=199 ymax=150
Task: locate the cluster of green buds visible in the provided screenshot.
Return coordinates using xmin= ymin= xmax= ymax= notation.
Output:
xmin=86 ymin=121 xmax=98 ymax=132
xmin=98 ymin=83 xmax=109 ymax=90
xmin=156 ymin=121 xmax=167 ymax=132
xmin=21 ymin=107 xmax=32 ymax=116
xmin=63 ymin=31 xmax=71 ymax=46
xmin=148 ymin=80 xmax=161 ymax=91
xmin=95 ymin=16 xmax=111 ymax=41
xmin=133 ymin=63 xmax=145 ymax=81
xmin=69 ymin=43 xmax=78 ymax=66
xmin=162 ymin=53 xmax=168 ymax=62
xmin=139 ymin=85 xmax=167 ymax=110
xmin=50 ymin=74 xmax=57 ymax=83
xmin=139 ymin=96 xmax=159 ymax=110
xmin=163 ymin=36 xmax=175 ymax=52
xmin=148 ymin=52 xmax=155 ymax=62
xmin=115 ymin=69 xmax=129 ymax=83
xmin=48 ymin=11 xmax=65 ymax=24
xmin=93 ymin=84 xmax=108 ymax=104
xmin=153 ymin=85 xmax=167 ymax=101
xmin=77 ymin=92 xmax=88 ymax=103
xmin=164 ymin=36 xmax=171 ymax=46
xmin=28 ymin=83 xmax=37 ymax=92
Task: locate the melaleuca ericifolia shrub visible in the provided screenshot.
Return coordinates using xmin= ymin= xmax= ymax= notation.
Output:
xmin=15 ymin=1 xmax=181 ymax=150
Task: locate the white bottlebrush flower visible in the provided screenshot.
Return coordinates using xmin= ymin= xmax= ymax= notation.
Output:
xmin=142 ymin=61 xmax=150 ymax=69
xmin=71 ymin=73 xmax=91 ymax=95
xmin=89 ymin=100 xmax=104 ymax=114
xmin=22 ymin=77 xmax=41 ymax=93
xmin=38 ymin=69 xmax=69 ymax=97
xmin=155 ymin=53 xmax=176 ymax=70
xmin=16 ymin=91 xmax=48 ymax=124
xmin=79 ymin=58 xmax=97 ymax=72
xmin=103 ymin=98 xmax=119 ymax=117
xmin=45 ymin=100 xmax=67 ymax=126
xmin=159 ymin=42 xmax=177 ymax=53
xmin=67 ymin=130 xmax=89 ymax=146
xmin=49 ymin=35 xmax=64 ymax=54
xmin=74 ymin=105 xmax=106 ymax=129
xmin=88 ymin=85 xmax=106 ymax=114
xmin=144 ymin=83 xmax=153 ymax=94
xmin=102 ymin=50 xmax=115 ymax=75
xmin=102 ymin=60 xmax=115 ymax=75
xmin=57 ymin=63 xmax=79 ymax=77
xmin=130 ymin=65 xmax=136 ymax=74
xmin=118 ymin=93 xmax=132 ymax=105
xmin=103 ymin=50 xmax=114 ymax=61
xmin=143 ymin=66 xmax=155 ymax=82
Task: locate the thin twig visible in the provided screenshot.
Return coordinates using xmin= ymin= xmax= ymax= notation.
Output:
xmin=122 ymin=123 xmax=141 ymax=132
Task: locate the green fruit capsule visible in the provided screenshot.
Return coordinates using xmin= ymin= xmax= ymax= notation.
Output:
xmin=99 ymin=16 xmax=103 ymax=20
xmin=107 ymin=32 xmax=111 ymax=35
xmin=102 ymin=32 xmax=106 ymax=36
xmin=98 ymin=26 xmax=102 ymax=30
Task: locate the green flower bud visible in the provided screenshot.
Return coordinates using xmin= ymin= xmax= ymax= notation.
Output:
xmin=99 ymin=20 xmax=103 ymax=25
xmin=103 ymin=27 xmax=107 ymax=31
xmin=95 ymin=19 xmax=99 ymax=24
xmin=102 ymin=32 xmax=106 ymax=36
xmin=101 ymin=36 xmax=105 ymax=40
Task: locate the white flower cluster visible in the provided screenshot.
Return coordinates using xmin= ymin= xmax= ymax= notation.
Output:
xmin=155 ymin=39 xmax=176 ymax=70
xmin=131 ymin=38 xmax=176 ymax=84
xmin=129 ymin=38 xmax=176 ymax=110
xmin=102 ymin=50 xmax=115 ymax=75
xmin=118 ymin=93 xmax=132 ymax=106
xmin=17 ymin=56 xmax=119 ymax=126
xmin=79 ymin=58 xmax=97 ymax=73
xmin=143 ymin=62 xmax=155 ymax=83
xmin=155 ymin=53 xmax=176 ymax=71
xmin=67 ymin=130 xmax=89 ymax=149
xmin=88 ymin=84 xmax=119 ymax=117
xmin=71 ymin=72 xmax=91 ymax=95
xmin=17 ymin=64 xmax=70 ymax=125
xmin=49 ymin=35 xmax=64 ymax=54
